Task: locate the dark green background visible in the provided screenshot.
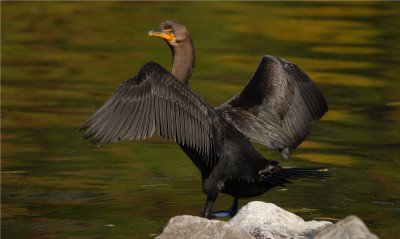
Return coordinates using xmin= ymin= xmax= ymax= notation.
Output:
xmin=2 ymin=2 xmax=400 ymax=238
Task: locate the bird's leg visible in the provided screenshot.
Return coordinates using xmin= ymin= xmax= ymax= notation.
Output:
xmin=201 ymin=170 xmax=224 ymax=219
xmin=211 ymin=197 xmax=239 ymax=218
xmin=229 ymin=197 xmax=239 ymax=215
xmin=202 ymin=194 xmax=217 ymax=219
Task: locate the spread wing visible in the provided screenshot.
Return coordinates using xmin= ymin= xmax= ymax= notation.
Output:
xmin=217 ymin=55 xmax=328 ymax=158
xmin=80 ymin=62 xmax=220 ymax=161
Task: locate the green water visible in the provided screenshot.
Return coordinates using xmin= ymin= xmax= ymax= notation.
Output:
xmin=2 ymin=2 xmax=400 ymax=238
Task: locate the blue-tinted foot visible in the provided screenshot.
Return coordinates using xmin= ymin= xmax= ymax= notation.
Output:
xmin=211 ymin=210 xmax=232 ymax=218
xmin=210 ymin=198 xmax=238 ymax=218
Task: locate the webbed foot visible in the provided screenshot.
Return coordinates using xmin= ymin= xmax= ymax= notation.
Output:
xmin=210 ymin=198 xmax=238 ymax=218
xmin=211 ymin=210 xmax=234 ymax=218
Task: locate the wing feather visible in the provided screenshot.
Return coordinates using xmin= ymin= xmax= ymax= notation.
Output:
xmin=217 ymin=55 xmax=327 ymax=158
xmin=80 ymin=62 xmax=219 ymax=162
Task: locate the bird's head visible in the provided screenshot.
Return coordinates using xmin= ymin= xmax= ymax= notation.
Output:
xmin=148 ymin=20 xmax=190 ymax=47
xmin=148 ymin=20 xmax=195 ymax=83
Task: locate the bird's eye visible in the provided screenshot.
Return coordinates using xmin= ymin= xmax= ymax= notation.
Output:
xmin=162 ymin=25 xmax=173 ymax=32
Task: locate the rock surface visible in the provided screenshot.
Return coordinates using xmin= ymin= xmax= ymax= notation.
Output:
xmin=155 ymin=215 xmax=254 ymax=239
xmin=228 ymin=201 xmax=332 ymax=239
xmin=156 ymin=201 xmax=379 ymax=239
xmin=313 ymin=215 xmax=379 ymax=239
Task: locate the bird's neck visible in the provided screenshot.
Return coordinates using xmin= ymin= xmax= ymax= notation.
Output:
xmin=171 ymin=39 xmax=195 ymax=84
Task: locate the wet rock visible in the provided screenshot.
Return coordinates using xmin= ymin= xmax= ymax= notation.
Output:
xmin=155 ymin=215 xmax=254 ymax=239
xmin=228 ymin=201 xmax=332 ymax=239
xmin=313 ymin=215 xmax=379 ymax=239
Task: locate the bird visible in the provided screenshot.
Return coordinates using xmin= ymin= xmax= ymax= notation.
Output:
xmin=80 ymin=20 xmax=329 ymax=219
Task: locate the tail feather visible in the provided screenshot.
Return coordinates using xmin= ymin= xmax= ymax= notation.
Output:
xmin=266 ymin=167 xmax=331 ymax=186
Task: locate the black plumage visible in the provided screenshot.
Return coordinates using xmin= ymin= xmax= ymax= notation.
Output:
xmin=81 ymin=64 xmax=216 ymax=159
xmin=80 ymin=20 xmax=329 ymax=218
xmin=217 ymin=56 xmax=328 ymax=159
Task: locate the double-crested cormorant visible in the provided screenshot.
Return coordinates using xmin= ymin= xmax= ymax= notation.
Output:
xmin=80 ymin=20 xmax=329 ymax=218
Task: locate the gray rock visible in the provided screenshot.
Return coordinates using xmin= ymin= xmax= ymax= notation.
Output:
xmin=313 ymin=215 xmax=379 ymax=239
xmin=156 ymin=202 xmax=378 ymax=239
xmin=228 ymin=201 xmax=332 ymax=239
xmin=156 ymin=215 xmax=255 ymax=239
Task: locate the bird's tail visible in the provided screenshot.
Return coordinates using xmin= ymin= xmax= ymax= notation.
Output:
xmin=266 ymin=167 xmax=331 ymax=186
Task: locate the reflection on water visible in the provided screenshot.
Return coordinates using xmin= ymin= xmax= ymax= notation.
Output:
xmin=2 ymin=2 xmax=400 ymax=238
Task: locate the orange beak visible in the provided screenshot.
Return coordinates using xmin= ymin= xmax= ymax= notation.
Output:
xmin=148 ymin=30 xmax=176 ymax=43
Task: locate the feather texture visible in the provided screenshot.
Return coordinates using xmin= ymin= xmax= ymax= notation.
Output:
xmin=217 ymin=55 xmax=328 ymax=158
xmin=80 ymin=62 xmax=218 ymax=163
